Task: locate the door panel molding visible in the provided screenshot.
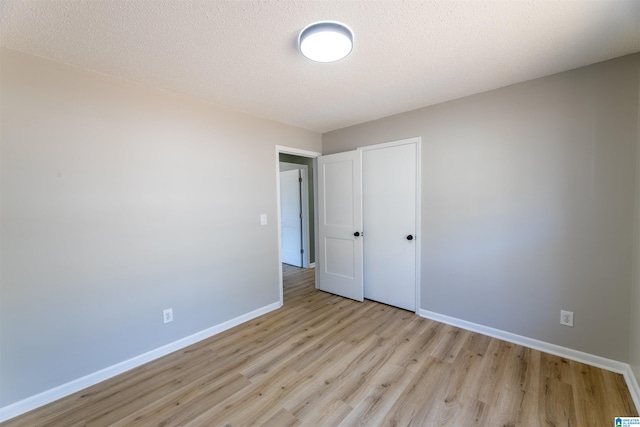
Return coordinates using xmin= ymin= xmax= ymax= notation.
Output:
xmin=317 ymin=150 xmax=364 ymax=302
xmin=358 ymin=137 xmax=421 ymax=313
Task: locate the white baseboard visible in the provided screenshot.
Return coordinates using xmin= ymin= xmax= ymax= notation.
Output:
xmin=624 ymin=365 xmax=640 ymax=413
xmin=419 ymin=309 xmax=640 ymax=411
xmin=0 ymin=301 xmax=282 ymax=423
xmin=309 ymin=262 xmax=315 ymax=268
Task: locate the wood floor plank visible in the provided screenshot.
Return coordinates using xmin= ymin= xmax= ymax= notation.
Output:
xmin=538 ymin=376 xmax=577 ymax=427
xmin=434 ymin=349 xmax=486 ymax=425
xmin=430 ymin=324 xmax=471 ymax=363
xmin=284 ymin=335 xmax=383 ymax=418
xmin=606 ymin=371 xmax=639 ymax=416
xmin=571 ymin=361 xmax=625 ymax=427
xmin=302 ymin=399 xmax=352 ymax=427
xmin=464 ymin=338 xmax=514 ymax=408
xmin=2 ymin=264 xmax=637 ymax=426
xmin=110 ymin=372 xmax=251 ymax=427
xmin=337 ymin=365 xmax=416 ymax=426
xmin=260 ymin=408 xmax=300 ymax=427
xmin=380 ymin=355 xmax=449 ymax=425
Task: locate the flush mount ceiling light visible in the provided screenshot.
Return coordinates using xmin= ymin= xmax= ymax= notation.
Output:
xmin=298 ymin=21 xmax=353 ymax=63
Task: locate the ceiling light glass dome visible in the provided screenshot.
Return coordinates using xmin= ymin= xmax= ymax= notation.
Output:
xmin=298 ymin=21 xmax=353 ymax=63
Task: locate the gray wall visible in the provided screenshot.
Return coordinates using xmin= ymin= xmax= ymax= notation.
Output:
xmin=632 ymin=70 xmax=640 ymax=382
xmin=324 ymin=54 xmax=640 ymax=362
xmin=279 ymin=153 xmax=315 ymax=264
xmin=0 ymin=48 xmax=321 ymax=407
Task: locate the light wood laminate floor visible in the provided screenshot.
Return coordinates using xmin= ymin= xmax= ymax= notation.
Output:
xmin=3 ymin=265 xmax=637 ymax=426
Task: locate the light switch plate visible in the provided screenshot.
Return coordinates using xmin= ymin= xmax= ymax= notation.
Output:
xmin=260 ymin=214 xmax=267 ymax=225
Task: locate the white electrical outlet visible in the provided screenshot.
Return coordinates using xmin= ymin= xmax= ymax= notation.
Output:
xmin=163 ymin=308 xmax=173 ymax=324
xmin=560 ymin=310 xmax=573 ymax=327
xmin=260 ymin=214 xmax=268 ymax=225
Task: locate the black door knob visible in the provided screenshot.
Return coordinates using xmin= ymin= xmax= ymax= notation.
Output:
xmin=406 ymin=235 xmax=414 ymax=241
xmin=354 ymin=232 xmax=360 ymax=237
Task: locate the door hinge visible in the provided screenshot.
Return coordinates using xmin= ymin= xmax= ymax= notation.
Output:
xmin=299 ymin=177 xmax=303 ymax=183
xmin=300 ymin=249 xmax=304 ymax=254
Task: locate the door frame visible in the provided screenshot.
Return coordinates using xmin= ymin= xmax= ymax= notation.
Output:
xmin=279 ymin=162 xmax=309 ymax=268
xmin=275 ymin=146 xmax=321 ymax=306
xmin=358 ymin=137 xmax=422 ymax=314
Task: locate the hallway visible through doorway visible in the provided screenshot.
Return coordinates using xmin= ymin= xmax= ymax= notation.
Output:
xmin=282 ymin=263 xmax=315 ymax=305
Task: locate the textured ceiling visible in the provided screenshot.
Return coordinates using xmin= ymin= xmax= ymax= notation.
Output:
xmin=1 ymin=1 xmax=639 ymax=133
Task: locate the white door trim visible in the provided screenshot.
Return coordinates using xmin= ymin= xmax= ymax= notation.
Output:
xmin=275 ymin=146 xmax=321 ymax=306
xmin=358 ymin=137 xmax=421 ymax=314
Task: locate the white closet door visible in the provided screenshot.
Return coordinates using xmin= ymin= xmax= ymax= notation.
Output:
xmin=280 ymin=169 xmax=303 ymax=267
xmin=362 ymin=141 xmax=417 ymax=311
xmin=317 ymin=150 xmax=363 ymax=302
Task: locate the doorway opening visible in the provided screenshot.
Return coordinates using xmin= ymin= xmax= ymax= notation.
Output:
xmin=275 ymin=146 xmax=321 ymax=306
xmin=279 ymin=162 xmax=309 ymax=268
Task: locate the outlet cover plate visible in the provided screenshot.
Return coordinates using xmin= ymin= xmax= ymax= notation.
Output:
xmin=163 ymin=308 xmax=173 ymax=324
xmin=560 ymin=310 xmax=573 ymax=327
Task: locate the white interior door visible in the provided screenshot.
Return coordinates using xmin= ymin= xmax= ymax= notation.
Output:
xmin=317 ymin=150 xmax=363 ymax=301
xmin=280 ymin=169 xmax=303 ymax=267
xmin=362 ymin=140 xmax=418 ymax=311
